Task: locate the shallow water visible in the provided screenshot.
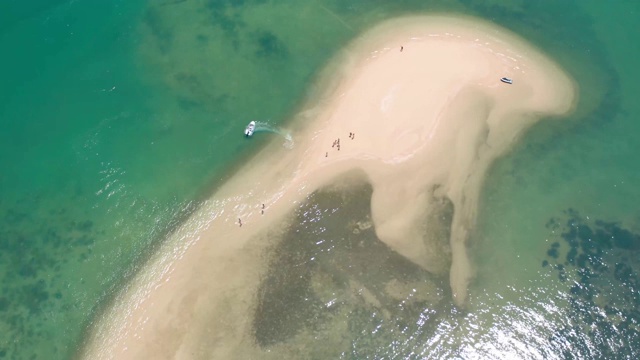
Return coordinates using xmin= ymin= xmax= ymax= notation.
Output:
xmin=252 ymin=181 xmax=452 ymax=357
xmin=1 ymin=0 xmax=639 ymax=359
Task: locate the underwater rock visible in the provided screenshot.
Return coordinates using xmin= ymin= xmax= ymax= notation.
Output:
xmin=545 ymin=209 xmax=640 ymax=356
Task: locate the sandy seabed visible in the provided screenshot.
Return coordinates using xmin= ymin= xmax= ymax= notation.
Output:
xmin=81 ymin=14 xmax=576 ymax=359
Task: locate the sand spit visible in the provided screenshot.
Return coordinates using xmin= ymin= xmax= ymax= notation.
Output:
xmin=81 ymin=15 xmax=575 ymax=359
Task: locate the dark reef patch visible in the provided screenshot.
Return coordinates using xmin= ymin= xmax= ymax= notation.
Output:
xmin=253 ymin=30 xmax=289 ymax=59
xmin=0 ymin=194 xmax=100 ymax=359
xmin=544 ymin=209 xmax=640 ymax=358
xmin=143 ymin=7 xmax=174 ymax=54
xmin=252 ymin=181 xmax=452 ymax=354
xmin=204 ymin=0 xmax=250 ymax=48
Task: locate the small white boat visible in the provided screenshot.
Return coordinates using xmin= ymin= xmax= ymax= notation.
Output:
xmin=500 ymin=77 xmax=513 ymax=84
xmin=244 ymin=121 xmax=256 ymax=137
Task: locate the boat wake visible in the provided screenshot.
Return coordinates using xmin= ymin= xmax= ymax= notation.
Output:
xmin=253 ymin=121 xmax=294 ymax=149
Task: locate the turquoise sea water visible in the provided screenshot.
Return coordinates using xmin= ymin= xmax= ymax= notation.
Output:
xmin=1 ymin=0 xmax=639 ymax=359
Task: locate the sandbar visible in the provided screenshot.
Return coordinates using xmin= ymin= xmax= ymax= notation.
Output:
xmin=81 ymin=14 xmax=576 ymax=359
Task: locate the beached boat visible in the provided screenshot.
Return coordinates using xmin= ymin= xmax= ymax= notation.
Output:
xmin=500 ymin=77 xmax=513 ymax=84
xmin=244 ymin=121 xmax=256 ymax=137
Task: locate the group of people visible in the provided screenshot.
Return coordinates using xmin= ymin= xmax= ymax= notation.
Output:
xmin=326 ymin=132 xmax=355 ymax=157
xmin=238 ymin=203 xmax=266 ymax=227
xmin=241 ymin=130 xmax=359 ymax=226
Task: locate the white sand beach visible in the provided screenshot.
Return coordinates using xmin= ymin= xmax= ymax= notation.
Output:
xmin=81 ymin=15 xmax=576 ymax=359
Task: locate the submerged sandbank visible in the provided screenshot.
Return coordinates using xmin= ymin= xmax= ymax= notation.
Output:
xmin=82 ymin=15 xmax=575 ymax=359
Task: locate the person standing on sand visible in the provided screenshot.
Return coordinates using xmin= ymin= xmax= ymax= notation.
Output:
xmin=238 ymin=218 xmax=242 ymax=227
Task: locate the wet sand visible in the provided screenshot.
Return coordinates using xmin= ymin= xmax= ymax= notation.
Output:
xmin=81 ymin=15 xmax=576 ymax=359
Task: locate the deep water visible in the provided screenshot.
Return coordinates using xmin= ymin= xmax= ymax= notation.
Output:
xmin=0 ymin=0 xmax=638 ymax=359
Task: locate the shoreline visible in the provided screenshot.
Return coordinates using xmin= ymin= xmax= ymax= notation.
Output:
xmin=81 ymin=14 xmax=576 ymax=359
